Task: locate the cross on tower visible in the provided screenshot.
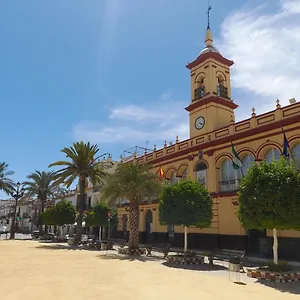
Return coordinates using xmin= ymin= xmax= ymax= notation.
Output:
xmin=206 ymin=2 xmax=212 ymax=29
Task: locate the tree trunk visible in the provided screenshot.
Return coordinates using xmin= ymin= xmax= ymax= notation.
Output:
xmin=128 ymin=203 xmax=139 ymax=251
xmin=273 ymin=228 xmax=278 ymax=265
xmin=75 ymin=177 xmax=86 ymax=243
xmin=39 ymin=198 xmax=45 ymax=233
xmin=184 ymin=226 xmax=188 ymax=253
xmin=10 ymin=198 xmax=18 ymax=239
xmin=99 ymin=227 xmax=102 ymax=242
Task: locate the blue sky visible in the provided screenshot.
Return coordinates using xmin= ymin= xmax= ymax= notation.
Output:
xmin=1 ymin=0 xmax=300 ymax=198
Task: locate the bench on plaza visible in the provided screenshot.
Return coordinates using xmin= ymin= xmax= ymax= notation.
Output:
xmin=145 ymin=243 xmax=171 ymax=258
xmin=207 ymin=249 xmax=245 ymax=272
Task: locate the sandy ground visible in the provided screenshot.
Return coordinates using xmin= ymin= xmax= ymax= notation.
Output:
xmin=1 ymin=240 xmax=299 ymax=300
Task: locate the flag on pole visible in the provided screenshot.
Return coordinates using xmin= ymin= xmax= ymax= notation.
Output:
xmin=231 ymin=143 xmax=243 ymax=170
xmin=159 ymin=167 xmax=165 ymax=178
xmin=282 ymin=129 xmax=290 ymax=159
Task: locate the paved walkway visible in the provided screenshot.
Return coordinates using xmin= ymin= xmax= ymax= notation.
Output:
xmin=1 ymin=240 xmax=299 ymax=299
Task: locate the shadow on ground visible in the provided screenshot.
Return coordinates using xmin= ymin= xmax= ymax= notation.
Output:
xmin=35 ymin=243 xmax=104 ymax=252
xmin=255 ymin=279 xmax=300 ymax=295
xmin=98 ymin=253 xmax=163 ymax=263
xmin=162 ymin=261 xmax=227 ymax=272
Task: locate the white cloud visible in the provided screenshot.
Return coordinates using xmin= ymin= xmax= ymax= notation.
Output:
xmin=218 ymin=0 xmax=300 ymax=118
xmin=108 ymin=91 xmax=183 ymax=123
xmin=73 ymin=92 xmax=189 ymax=145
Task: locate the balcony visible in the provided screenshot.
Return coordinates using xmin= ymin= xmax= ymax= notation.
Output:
xmin=217 ymin=85 xmax=229 ymax=99
xmin=194 ymin=86 xmax=205 ymax=101
xmin=219 ymin=179 xmax=241 ymax=192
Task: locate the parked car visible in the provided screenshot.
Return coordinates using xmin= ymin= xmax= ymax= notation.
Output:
xmin=0 ymin=225 xmax=8 ymax=234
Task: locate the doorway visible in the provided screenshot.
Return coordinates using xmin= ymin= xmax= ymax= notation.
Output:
xmin=145 ymin=210 xmax=153 ymax=244
xmin=247 ymin=229 xmax=268 ymax=256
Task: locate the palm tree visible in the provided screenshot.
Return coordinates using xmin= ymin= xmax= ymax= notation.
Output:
xmin=101 ymin=163 xmax=162 ymax=251
xmin=49 ymin=142 xmax=107 ymax=242
xmin=0 ymin=162 xmax=15 ymax=195
xmin=22 ymin=171 xmax=65 ymax=232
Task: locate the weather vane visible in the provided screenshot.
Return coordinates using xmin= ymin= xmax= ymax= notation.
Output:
xmin=207 ymin=1 xmax=212 ymax=29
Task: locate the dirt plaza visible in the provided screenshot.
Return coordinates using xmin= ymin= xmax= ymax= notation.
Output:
xmin=0 ymin=240 xmax=299 ymax=300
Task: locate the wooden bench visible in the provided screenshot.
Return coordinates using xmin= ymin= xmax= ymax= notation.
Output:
xmin=207 ymin=249 xmax=245 ymax=272
xmin=145 ymin=243 xmax=171 ymax=258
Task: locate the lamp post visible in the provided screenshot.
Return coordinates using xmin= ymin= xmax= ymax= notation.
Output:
xmin=10 ymin=182 xmax=25 ymax=239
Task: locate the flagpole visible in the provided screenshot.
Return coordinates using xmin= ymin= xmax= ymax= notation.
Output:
xmin=281 ymin=126 xmax=294 ymax=163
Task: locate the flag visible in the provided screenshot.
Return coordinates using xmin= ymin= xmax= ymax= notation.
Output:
xmin=159 ymin=167 xmax=165 ymax=178
xmin=282 ymin=130 xmax=290 ymax=159
xmin=231 ymin=143 xmax=243 ymax=170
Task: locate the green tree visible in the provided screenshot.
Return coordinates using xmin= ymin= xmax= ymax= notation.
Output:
xmin=41 ymin=200 xmax=76 ymax=237
xmin=0 ymin=162 xmax=15 ymax=195
xmin=238 ymin=159 xmax=300 ymax=264
xmin=49 ymin=142 xmax=106 ymax=242
xmin=101 ymin=163 xmax=162 ymax=252
xmin=85 ymin=202 xmax=110 ymax=240
xmin=85 ymin=202 xmax=108 ymax=227
xmin=41 ymin=206 xmax=56 ymax=226
xmin=159 ymin=180 xmax=213 ymax=252
xmin=23 ymin=171 xmax=65 ymax=232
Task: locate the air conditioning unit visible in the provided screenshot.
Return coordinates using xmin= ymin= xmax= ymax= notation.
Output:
xmin=289 ymin=98 xmax=296 ymax=104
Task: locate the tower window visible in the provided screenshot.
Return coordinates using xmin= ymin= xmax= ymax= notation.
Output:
xmin=217 ymin=85 xmax=229 ymax=99
xmin=194 ymin=86 xmax=205 ymax=100
xmin=217 ymin=75 xmax=229 ymax=99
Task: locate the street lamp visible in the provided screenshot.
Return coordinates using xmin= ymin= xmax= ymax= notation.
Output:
xmin=10 ymin=182 xmax=25 ymax=239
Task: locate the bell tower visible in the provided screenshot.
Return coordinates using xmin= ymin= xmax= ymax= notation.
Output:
xmin=185 ymin=10 xmax=238 ymax=138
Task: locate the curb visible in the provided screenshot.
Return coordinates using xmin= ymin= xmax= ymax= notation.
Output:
xmin=166 ymin=256 xmax=205 ymax=265
xmin=247 ymin=269 xmax=300 ymax=283
xmin=118 ymin=247 xmax=146 ymax=255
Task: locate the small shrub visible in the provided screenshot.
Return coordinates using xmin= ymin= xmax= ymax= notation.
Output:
xmin=262 ymin=260 xmax=293 ymax=272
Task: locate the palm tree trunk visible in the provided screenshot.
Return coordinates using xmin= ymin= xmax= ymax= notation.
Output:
xmin=39 ymin=198 xmax=45 ymax=234
xmin=128 ymin=202 xmax=139 ymax=251
xmin=75 ymin=176 xmax=86 ymax=243
xmin=10 ymin=198 xmax=18 ymax=239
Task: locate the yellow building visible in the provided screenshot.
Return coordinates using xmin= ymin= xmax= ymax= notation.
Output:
xmin=117 ymin=26 xmax=300 ymax=260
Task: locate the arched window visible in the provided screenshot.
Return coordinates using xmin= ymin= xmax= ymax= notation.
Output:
xmin=291 ymin=143 xmax=300 ymax=169
xmin=196 ymin=162 xmax=207 ymax=186
xmin=170 ymin=171 xmax=178 ymax=185
xmin=182 ymin=168 xmax=188 ymax=180
xmin=194 ymin=75 xmax=205 ymax=100
xmin=220 ymin=159 xmax=239 ymax=191
xmin=217 ymin=74 xmax=228 ymax=98
xmin=240 ymin=154 xmax=255 ymax=177
xmin=264 ymin=148 xmax=281 ymax=163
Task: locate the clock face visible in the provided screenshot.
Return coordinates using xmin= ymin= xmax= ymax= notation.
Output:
xmin=195 ymin=116 xmax=205 ymax=130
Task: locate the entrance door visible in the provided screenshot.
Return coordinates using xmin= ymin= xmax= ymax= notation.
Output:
xmin=145 ymin=210 xmax=153 ymax=244
xmin=247 ymin=229 xmax=268 ymax=256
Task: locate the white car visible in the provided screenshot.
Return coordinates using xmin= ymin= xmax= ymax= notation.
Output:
xmin=0 ymin=225 xmax=8 ymax=234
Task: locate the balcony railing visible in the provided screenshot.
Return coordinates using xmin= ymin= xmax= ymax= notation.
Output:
xmin=219 ymin=179 xmax=241 ymax=192
xmin=217 ymin=85 xmax=229 ymax=99
xmin=194 ymin=86 xmax=205 ymax=100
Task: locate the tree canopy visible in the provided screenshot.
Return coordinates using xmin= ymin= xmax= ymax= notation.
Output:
xmin=159 ymin=180 xmax=213 ymax=228
xmin=101 ymin=163 xmax=162 ymax=206
xmin=0 ymin=162 xmax=15 ymax=195
xmin=49 ymin=142 xmax=107 ymax=188
xmin=238 ymin=159 xmax=300 ymax=230
xmin=42 ymin=200 xmax=76 ymax=226
xmin=23 ymin=171 xmax=65 ymax=212
xmin=85 ymin=202 xmax=108 ymax=227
